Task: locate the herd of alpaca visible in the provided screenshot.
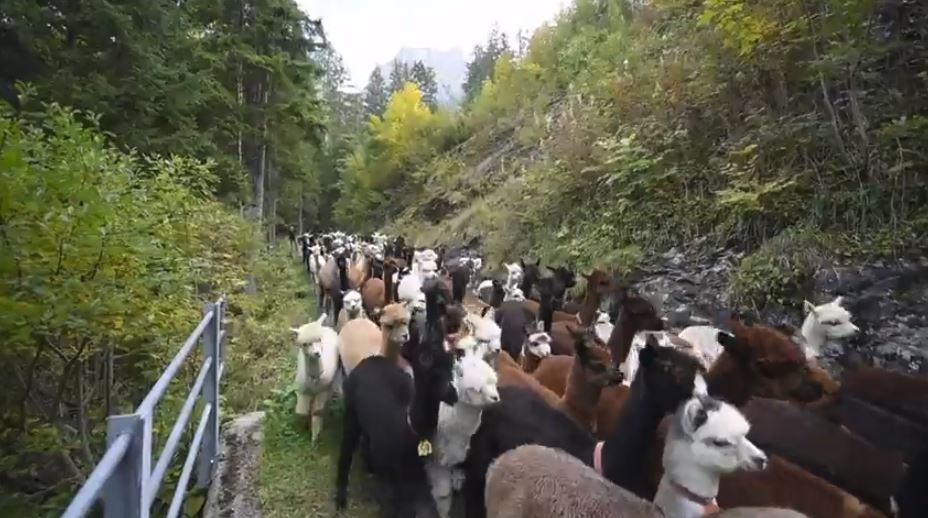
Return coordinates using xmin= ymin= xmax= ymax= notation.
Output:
xmin=290 ymin=231 xmax=927 ymax=518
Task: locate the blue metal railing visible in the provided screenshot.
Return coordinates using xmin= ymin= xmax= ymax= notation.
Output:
xmin=61 ymin=298 xmax=226 ymax=518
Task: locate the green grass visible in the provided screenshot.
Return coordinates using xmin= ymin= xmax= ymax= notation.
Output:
xmin=259 ymin=391 xmax=380 ymax=518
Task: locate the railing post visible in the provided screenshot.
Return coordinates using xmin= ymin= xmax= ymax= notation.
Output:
xmin=104 ymin=414 xmax=148 ymax=518
xmin=197 ymin=302 xmax=220 ymax=488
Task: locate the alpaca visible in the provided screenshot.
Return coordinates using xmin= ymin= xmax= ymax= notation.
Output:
xmin=504 ymin=286 xmax=526 ymax=302
xmin=504 ymin=262 xmax=523 ymax=292
xmin=336 ymin=289 xmax=365 ymax=331
xmin=426 ymin=343 xmax=500 ymax=518
xmin=800 ymin=296 xmax=859 ymax=360
xmin=520 ymin=327 xmax=552 ymax=374
xmin=593 ymin=310 xmax=613 ymax=343
xmin=654 ymin=396 xmax=768 ymax=517
xmin=463 ymin=341 xmax=705 ymax=518
xmin=461 ymin=312 xmax=503 ymax=361
xmin=494 ymin=300 xmax=537 ymax=359
xmin=543 ymin=270 xmax=617 ymax=355
xmin=334 ymin=279 xmax=458 ymax=517
xmin=337 ymin=302 xmax=409 ymax=377
xmin=484 ymin=397 xmax=772 ymax=518
xmin=621 ymin=332 xmax=697 ymax=387
xmin=291 ymin=314 xmax=341 ymax=443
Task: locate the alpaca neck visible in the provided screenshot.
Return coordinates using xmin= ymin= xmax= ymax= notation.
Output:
xmin=381 ymin=332 xmax=403 ymax=361
xmin=384 ymin=267 xmax=395 ymax=304
xmin=559 ymin=359 xmax=602 ymax=428
xmin=519 ymin=276 xmax=533 ymax=296
xmin=655 ymin=445 xmax=721 ymax=518
xmin=296 ymin=348 xmax=321 ymax=386
xmin=520 ymin=350 xmax=542 ymax=373
xmin=600 ymin=369 xmax=667 ymax=497
xmin=705 ymin=353 xmax=752 ymax=407
xmin=409 ymin=365 xmax=443 ymax=439
xmin=435 ymin=401 xmax=483 ymax=466
xmin=539 ymin=294 xmax=554 ymax=333
xmin=337 ymin=265 xmax=349 ymax=291
xmin=800 ymin=314 xmax=826 ymax=359
xmin=578 ymin=288 xmax=601 ymax=328
xmin=606 ymin=310 xmax=640 ymax=369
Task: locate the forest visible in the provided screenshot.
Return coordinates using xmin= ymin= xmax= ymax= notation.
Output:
xmin=1 ymin=0 xmax=927 ymax=514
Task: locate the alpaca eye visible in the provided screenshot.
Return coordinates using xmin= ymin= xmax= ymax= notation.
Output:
xmin=709 ymin=439 xmax=732 ymax=448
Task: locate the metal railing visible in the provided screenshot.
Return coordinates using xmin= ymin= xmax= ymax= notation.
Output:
xmin=61 ymin=298 xmax=226 ymax=518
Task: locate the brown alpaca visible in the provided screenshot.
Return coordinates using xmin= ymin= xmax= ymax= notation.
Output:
xmin=552 ymin=327 xmax=623 ymax=433
xmin=495 ymin=350 xmax=562 ymax=408
xmin=348 ymin=253 xmax=369 ymax=288
xmin=705 ymin=318 xmax=824 ymax=407
xmin=546 ymin=270 xmax=616 ymax=356
xmin=740 ymin=398 xmax=905 ymax=514
xmin=361 ymin=258 xmax=396 ymax=317
xmin=839 ymin=365 xmax=928 ymax=426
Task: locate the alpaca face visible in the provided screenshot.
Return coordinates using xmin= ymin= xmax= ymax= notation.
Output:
xmin=525 ymin=331 xmax=552 ymax=358
xmin=342 ymin=290 xmax=363 ymax=316
xmin=504 ymin=286 xmax=525 ymax=301
xmin=676 ymin=394 xmax=767 ymax=474
xmin=452 ymin=348 xmax=500 ymax=406
xmin=420 ymin=260 xmax=439 ymax=279
xmin=504 ymin=263 xmax=523 ymax=287
xmin=380 ymin=307 xmax=410 ymax=345
xmin=804 ymin=296 xmax=859 ymax=340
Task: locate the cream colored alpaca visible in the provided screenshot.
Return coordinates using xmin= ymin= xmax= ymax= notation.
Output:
xmin=291 ymin=314 xmax=340 ymax=443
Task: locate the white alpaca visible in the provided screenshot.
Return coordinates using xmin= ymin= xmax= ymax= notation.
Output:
xmin=800 ymin=296 xmax=858 ymax=360
xmin=593 ymin=310 xmax=613 ymax=344
xmin=654 ymin=395 xmax=768 ymax=517
xmin=427 ymin=344 xmax=500 ymax=518
xmin=525 ymin=329 xmax=553 ymax=359
xmin=336 ymin=289 xmax=365 ymax=331
xmin=504 ymin=262 xmax=523 ymax=291
xmin=291 ymin=314 xmax=341 ymax=443
xmin=462 ymin=313 xmax=503 ymax=360
xmin=503 ymin=286 xmax=526 ymax=302
xmin=621 ymin=331 xmax=688 ymax=386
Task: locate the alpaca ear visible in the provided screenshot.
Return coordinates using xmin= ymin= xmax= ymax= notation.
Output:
xmin=639 ymin=340 xmax=657 ymax=366
xmin=315 ymin=313 xmax=327 ymax=324
xmin=803 ymin=300 xmax=817 ymax=315
xmin=682 ymin=397 xmax=709 ymax=435
xmin=716 ymin=331 xmax=738 ymax=351
xmin=833 ymin=296 xmax=844 ymax=306
xmin=289 ymin=327 xmax=300 ymax=335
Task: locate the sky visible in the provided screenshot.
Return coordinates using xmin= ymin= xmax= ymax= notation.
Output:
xmin=297 ymin=0 xmax=569 ymax=90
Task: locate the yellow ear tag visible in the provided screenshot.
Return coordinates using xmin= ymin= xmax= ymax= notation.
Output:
xmin=417 ymin=439 xmax=433 ymax=457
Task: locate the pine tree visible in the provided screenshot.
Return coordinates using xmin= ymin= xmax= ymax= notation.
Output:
xmin=388 ymin=59 xmax=410 ymax=94
xmin=410 ymin=60 xmax=439 ymax=109
xmin=462 ymin=27 xmax=510 ymax=102
xmin=363 ymin=67 xmax=389 ymax=116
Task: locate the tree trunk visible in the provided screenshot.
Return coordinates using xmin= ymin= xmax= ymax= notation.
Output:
xmin=298 ymin=185 xmax=304 ymax=234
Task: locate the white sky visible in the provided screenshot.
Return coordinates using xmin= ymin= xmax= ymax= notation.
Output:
xmin=297 ymin=0 xmax=569 ymax=90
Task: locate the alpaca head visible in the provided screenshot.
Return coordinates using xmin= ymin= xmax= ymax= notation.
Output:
xmin=716 ymin=319 xmax=824 ymax=403
xmin=803 ymin=296 xmax=859 ymax=341
xmin=570 ymin=324 xmax=623 ymax=387
xmin=504 ymin=262 xmax=523 ymax=285
xmin=665 ymin=394 xmax=767 ymax=479
xmin=504 ymin=286 xmax=526 ymax=302
xmin=451 ymin=347 xmax=500 ymax=406
xmin=613 ymin=289 xmax=665 ymax=333
xmin=472 ymin=317 xmax=502 ymax=359
xmin=290 ymin=313 xmax=329 ymax=361
xmin=638 ymin=335 xmax=707 ymax=412
xmin=380 ymin=303 xmax=410 ymax=345
xmin=595 ymin=310 xmax=611 ymax=324
xmin=341 ymin=290 xmax=363 ymax=317
xmin=420 ymin=259 xmax=439 ymax=280
xmin=523 ymin=323 xmax=552 ymax=358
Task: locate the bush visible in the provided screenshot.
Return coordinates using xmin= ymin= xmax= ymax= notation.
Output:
xmin=0 ymin=102 xmax=256 ymax=513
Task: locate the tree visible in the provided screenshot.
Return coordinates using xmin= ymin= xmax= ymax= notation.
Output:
xmin=410 ymin=60 xmax=439 ymax=109
xmin=388 ymin=59 xmax=411 ymax=94
xmin=463 ymin=27 xmax=510 ymax=102
xmin=364 ymin=67 xmax=389 ymax=117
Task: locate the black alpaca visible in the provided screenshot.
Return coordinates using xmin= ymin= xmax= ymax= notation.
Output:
xmin=327 ymin=254 xmax=350 ymax=323
xmin=447 ymin=262 xmax=470 ymax=304
xmin=462 ymin=339 xmax=705 ymax=518
xmin=494 ymin=299 xmax=536 ymax=360
xmin=335 ymin=278 xmax=458 ymax=518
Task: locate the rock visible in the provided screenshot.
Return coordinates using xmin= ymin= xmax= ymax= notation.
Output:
xmin=632 ymin=246 xmax=928 ymax=377
xmin=204 ymin=411 xmax=266 ymax=518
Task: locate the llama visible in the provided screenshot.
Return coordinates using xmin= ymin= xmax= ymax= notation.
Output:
xmin=291 ymin=313 xmax=341 ymax=443
xmin=426 ymin=343 xmax=500 ymax=518
xmin=800 ymin=296 xmax=859 ymax=360
xmin=336 ymin=289 xmax=365 ymax=331
xmin=462 ymin=340 xmax=705 ymax=518
xmin=484 ymin=397 xmax=773 ymax=518
xmin=334 ymin=278 xmax=458 ymax=517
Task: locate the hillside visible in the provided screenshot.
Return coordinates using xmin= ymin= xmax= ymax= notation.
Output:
xmin=334 ymin=0 xmax=928 ymax=301
xmin=380 ymin=47 xmax=468 ymax=106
